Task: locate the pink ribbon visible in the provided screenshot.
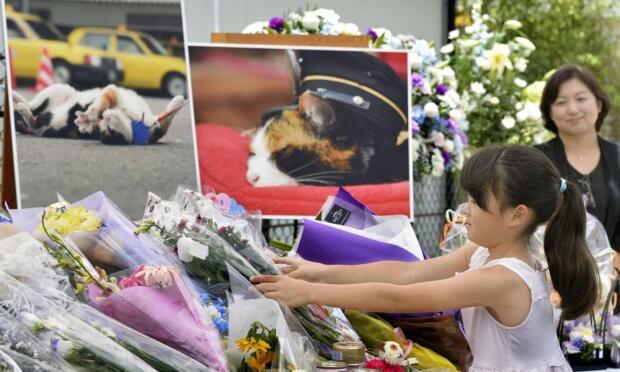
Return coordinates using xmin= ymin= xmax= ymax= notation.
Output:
xmin=394 ymin=327 xmax=414 ymax=357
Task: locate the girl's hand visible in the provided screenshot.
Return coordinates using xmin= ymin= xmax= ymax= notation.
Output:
xmin=273 ymin=256 xmax=327 ymax=283
xmin=250 ymin=275 xmax=313 ymax=307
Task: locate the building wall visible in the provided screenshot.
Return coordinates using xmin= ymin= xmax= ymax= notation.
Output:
xmin=183 ymin=0 xmax=448 ymax=48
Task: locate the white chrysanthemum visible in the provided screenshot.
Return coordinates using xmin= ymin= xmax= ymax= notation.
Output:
xmin=515 ymin=102 xmax=525 ymax=111
xmin=241 ymin=21 xmax=268 ymax=34
xmin=488 ymin=96 xmax=500 ymax=105
xmin=449 ymin=29 xmax=459 ymax=39
xmin=514 ymin=78 xmax=527 ymax=88
xmin=287 ymin=12 xmax=302 ymax=23
xmin=515 ymin=37 xmax=536 ymax=51
xmin=449 ymin=109 xmax=464 ymax=121
xmin=382 ymin=341 xmax=405 ymax=364
xmin=515 ymin=58 xmax=528 ymax=72
xmin=443 ymin=139 xmax=455 ymax=153
xmin=424 ymin=102 xmax=439 ymax=118
xmin=177 ymin=237 xmax=209 ymax=262
xmin=470 ymin=82 xmax=486 ymax=95
xmin=441 ymin=43 xmax=454 ymax=54
xmin=501 ymin=116 xmax=516 ymax=129
xmin=442 ymin=67 xmax=456 ymax=81
xmin=475 ymin=57 xmax=491 ymax=70
xmin=335 ymin=22 xmax=360 ymax=35
xmin=410 ymin=54 xmax=423 ymax=70
xmin=308 ymin=8 xmax=340 ymax=24
xmin=372 ymin=27 xmax=393 ymax=41
xmin=458 ymin=39 xmax=480 ymax=49
xmin=504 ymin=19 xmax=522 ymax=29
xmin=454 ymin=152 xmax=465 ymax=169
xmin=516 ymin=109 xmax=529 ymax=122
xmin=465 ymin=25 xmax=475 ymax=34
xmin=525 ymin=102 xmax=542 ymax=120
xmin=301 ymin=13 xmax=320 ymax=31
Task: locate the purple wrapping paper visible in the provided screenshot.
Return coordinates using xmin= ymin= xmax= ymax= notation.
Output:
xmin=88 ymin=271 xmax=228 ymax=371
xmin=297 ymin=218 xmax=419 ymax=265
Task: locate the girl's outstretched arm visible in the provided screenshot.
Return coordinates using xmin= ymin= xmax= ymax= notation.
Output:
xmin=278 ymin=241 xmax=479 ymax=285
xmin=251 ymin=263 xmax=522 ymax=314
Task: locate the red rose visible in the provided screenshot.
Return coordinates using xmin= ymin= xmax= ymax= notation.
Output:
xmin=384 ymin=365 xmax=405 ymax=372
xmin=365 ymin=358 xmax=388 ymax=368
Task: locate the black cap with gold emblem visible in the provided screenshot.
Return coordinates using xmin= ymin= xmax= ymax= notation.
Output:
xmin=296 ymin=49 xmax=408 ymax=145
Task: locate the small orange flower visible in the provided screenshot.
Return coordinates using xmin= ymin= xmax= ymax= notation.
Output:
xmin=235 ymin=337 xmax=253 ymax=353
xmin=251 ymin=339 xmax=271 ymax=353
xmin=247 ymin=350 xmax=273 ymax=371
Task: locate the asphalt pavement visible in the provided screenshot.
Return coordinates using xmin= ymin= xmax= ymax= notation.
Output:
xmin=12 ymin=88 xmax=199 ymax=219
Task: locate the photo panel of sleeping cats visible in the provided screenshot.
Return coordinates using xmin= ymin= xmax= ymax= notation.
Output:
xmin=189 ymin=43 xmax=413 ymax=219
xmin=5 ymin=0 xmax=198 ymax=219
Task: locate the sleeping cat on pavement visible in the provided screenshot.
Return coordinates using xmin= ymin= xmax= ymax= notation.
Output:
xmin=246 ymin=50 xmax=409 ymax=187
xmin=13 ymin=84 xmax=186 ymax=144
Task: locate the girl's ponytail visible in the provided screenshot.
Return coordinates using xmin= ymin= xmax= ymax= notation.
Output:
xmin=544 ymin=181 xmax=599 ymax=320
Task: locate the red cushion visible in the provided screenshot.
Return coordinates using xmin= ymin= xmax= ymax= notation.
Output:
xmin=196 ymin=124 xmax=411 ymax=217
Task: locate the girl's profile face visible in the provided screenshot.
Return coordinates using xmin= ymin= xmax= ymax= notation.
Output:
xmin=463 ymin=191 xmax=508 ymax=248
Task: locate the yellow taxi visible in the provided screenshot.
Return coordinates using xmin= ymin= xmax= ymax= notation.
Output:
xmin=6 ymin=7 xmax=122 ymax=87
xmin=68 ymin=26 xmax=187 ymax=96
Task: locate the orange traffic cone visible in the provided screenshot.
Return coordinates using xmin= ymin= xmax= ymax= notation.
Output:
xmin=33 ymin=47 xmax=55 ymax=92
xmin=8 ymin=46 xmax=16 ymax=89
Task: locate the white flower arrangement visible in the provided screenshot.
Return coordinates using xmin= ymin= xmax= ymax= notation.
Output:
xmin=442 ymin=0 xmax=547 ymax=147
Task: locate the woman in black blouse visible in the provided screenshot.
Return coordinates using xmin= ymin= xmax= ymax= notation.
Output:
xmin=536 ymin=64 xmax=620 ymax=259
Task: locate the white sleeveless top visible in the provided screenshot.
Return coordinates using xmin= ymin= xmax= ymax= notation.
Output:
xmin=461 ymin=247 xmax=572 ymax=372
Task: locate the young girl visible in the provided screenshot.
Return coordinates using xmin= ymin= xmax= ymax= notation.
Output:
xmin=251 ymin=144 xmax=599 ymax=371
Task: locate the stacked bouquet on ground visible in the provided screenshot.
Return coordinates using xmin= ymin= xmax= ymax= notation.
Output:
xmin=135 ymin=188 xmax=360 ymax=362
xmin=8 ymin=192 xmax=228 ymax=371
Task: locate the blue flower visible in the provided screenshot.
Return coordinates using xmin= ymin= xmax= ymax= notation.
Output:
xmin=411 ymin=73 xmax=425 ymax=89
xmin=229 ymin=199 xmax=246 ymax=214
xmin=214 ymin=318 xmax=229 ymax=334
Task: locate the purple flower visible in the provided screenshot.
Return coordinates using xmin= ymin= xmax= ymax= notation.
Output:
xmin=411 ymin=73 xmax=425 ymax=88
xmin=268 ymin=17 xmax=285 ymax=32
xmin=367 ymin=28 xmax=378 ymax=41
xmin=445 ymin=118 xmax=458 ymax=134
xmin=435 ymin=84 xmax=448 ymax=96
xmin=458 ymin=131 xmax=469 ymax=146
xmin=411 ymin=120 xmax=420 ymax=135
xmin=441 ymin=151 xmax=452 ymax=166
xmin=50 ymin=338 xmax=59 ymax=352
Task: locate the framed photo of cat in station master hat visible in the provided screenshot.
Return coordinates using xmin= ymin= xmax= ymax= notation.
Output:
xmin=5 ymin=0 xmax=198 ymax=219
xmin=190 ymin=44 xmax=412 ymax=219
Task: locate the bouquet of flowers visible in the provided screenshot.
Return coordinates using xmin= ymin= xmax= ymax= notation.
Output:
xmin=0 ymin=308 xmax=74 ymax=371
xmin=0 ymin=223 xmax=212 ymax=371
xmin=409 ymin=40 xmax=468 ymax=178
xmin=442 ymin=0 xmax=546 ymax=147
xmin=227 ymin=265 xmax=316 ymax=371
xmin=9 ymin=193 xmax=228 ymax=370
xmin=242 ymin=7 xmax=361 ymax=37
xmin=138 ymin=191 xmax=360 ymax=359
xmin=0 ymin=272 xmax=157 ymax=371
xmin=365 ymin=341 xmax=419 ymax=372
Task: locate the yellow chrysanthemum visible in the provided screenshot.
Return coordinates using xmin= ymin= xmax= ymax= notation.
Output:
xmin=247 ymin=350 xmax=273 ymax=371
xmin=39 ymin=205 xmax=102 ymax=236
xmin=251 ymin=339 xmax=271 ymax=354
xmin=235 ymin=337 xmax=253 ymax=353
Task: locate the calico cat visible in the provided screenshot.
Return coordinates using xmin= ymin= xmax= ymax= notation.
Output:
xmin=247 ymin=90 xmax=409 ymax=186
xmin=13 ymin=84 xmax=186 ymax=144
xmin=246 ymin=49 xmax=409 ymax=187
